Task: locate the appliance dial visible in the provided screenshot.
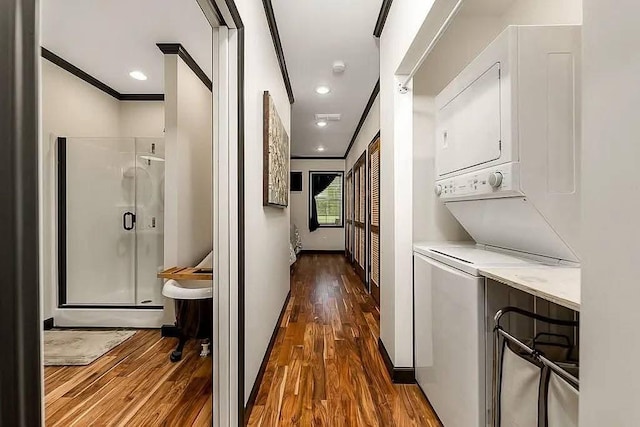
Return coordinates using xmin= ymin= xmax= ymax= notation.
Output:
xmin=489 ymin=172 xmax=503 ymax=188
xmin=434 ymin=184 xmax=443 ymax=196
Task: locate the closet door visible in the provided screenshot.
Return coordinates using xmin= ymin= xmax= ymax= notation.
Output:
xmin=368 ymin=137 xmax=381 ymax=306
xmin=345 ymin=170 xmax=354 ymax=261
xmin=353 ymin=153 xmax=367 ymax=284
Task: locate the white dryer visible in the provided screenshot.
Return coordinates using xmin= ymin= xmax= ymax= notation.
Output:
xmin=434 ymin=25 xmax=582 ymax=263
xmin=413 ymin=242 xmax=537 ymax=427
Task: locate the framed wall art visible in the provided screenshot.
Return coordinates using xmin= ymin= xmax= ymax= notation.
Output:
xmin=263 ymin=91 xmax=290 ymax=207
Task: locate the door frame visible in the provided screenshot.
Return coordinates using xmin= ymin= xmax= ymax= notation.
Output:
xmin=345 ymin=169 xmax=354 ymax=261
xmin=0 ymin=0 xmax=42 ymax=424
xmin=368 ymin=133 xmax=381 ymax=306
xmin=200 ymin=0 xmax=246 ymax=424
xmin=353 ymin=151 xmax=368 ymax=286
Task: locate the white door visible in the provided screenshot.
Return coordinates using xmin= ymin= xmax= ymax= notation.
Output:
xmin=414 ymin=253 xmax=485 ymax=427
xmin=436 ymin=63 xmax=502 ymax=177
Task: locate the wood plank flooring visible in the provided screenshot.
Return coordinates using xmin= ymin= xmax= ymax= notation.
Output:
xmin=44 ymin=329 xmax=211 ymax=426
xmin=247 ymin=253 xmax=441 ymax=426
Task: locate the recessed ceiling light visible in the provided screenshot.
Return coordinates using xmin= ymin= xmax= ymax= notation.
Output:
xmin=317 ymin=146 xmax=325 ymax=152
xmin=315 ymin=86 xmax=331 ymax=95
xmin=129 ymin=70 xmax=148 ymax=81
xmin=316 ymin=120 xmax=328 ymax=127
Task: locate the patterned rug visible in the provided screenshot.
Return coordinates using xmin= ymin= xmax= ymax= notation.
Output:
xmin=44 ymin=330 xmax=136 ymax=366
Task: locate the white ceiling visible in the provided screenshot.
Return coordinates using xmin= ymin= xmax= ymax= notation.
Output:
xmin=460 ymin=0 xmax=517 ymax=16
xmin=41 ymin=0 xmax=212 ymax=94
xmin=271 ymin=0 xmax=381 ymax=157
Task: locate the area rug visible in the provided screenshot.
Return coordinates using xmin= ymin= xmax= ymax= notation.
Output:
xmin=44 ymin=330 xmax=136 ymax=366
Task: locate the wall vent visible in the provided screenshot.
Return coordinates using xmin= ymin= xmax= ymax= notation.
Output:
xmin=315 ymin=113 xmax=341 ymax=122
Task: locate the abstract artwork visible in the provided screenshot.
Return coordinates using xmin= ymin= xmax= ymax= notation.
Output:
xmin=263 ymin=91 xmax=289 ymax=207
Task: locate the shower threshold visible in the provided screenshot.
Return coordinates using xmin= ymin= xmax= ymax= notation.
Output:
xmin=53 ymin=306 xmax=164 ymax=328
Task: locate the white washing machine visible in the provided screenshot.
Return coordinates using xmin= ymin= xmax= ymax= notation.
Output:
xmin=413 ymin=242 xmax=537 ymax=427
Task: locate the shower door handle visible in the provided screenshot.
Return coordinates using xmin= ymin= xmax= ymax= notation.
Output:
xmin=123 ymin=212 xmax=136 ymax=231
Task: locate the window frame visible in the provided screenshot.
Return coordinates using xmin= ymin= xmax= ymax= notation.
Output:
xmin=309 ymin=171 xmax=345 ymax=229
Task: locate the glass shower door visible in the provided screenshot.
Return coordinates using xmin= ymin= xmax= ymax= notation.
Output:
xmin=59 ymin=137 xmax=165 ymax=307
xmin=134 ymin=138 xmax=165 ymax=306
xmin=62 ymin=137 xmax=137 ymax=305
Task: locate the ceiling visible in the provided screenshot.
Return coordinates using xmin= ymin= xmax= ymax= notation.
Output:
xmin=271 ymin=0 xmax=381 ymax=157
xmin=41 ymin=0 xmax=212 ymax=94
xmin=460 ymin=0 xmax=517 ymax=16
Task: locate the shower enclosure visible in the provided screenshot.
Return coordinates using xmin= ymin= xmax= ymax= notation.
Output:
xmin=57 ymin=137 xmax=165 ymax=309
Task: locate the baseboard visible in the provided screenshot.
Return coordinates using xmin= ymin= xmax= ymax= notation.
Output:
xmin=43 ymin=317 xmax=54 ymax=330
xmin=299 ymin=249 xmax=344 ymax=255
xmin=160 ymin=324 xmax=181 ymax=338
xmin=244 ymin=290 xmax=292 ymax=425
xmin=378 ymin=337 xmax=416 ymax=384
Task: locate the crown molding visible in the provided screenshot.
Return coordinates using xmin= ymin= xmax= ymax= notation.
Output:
xmin=344 ymin=79 xmax=380 ymax=159
xmin=261 ymin=0 xmax=295 ymax=104
xmin=157 ymin=43 xmax=213 ymax=91
xmin=41 ymin=47 xmax=164 ymax=101
xmin=373 ymin=0 xmax=393 ymax=37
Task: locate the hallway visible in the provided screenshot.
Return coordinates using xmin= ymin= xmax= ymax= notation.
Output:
xmin=247 ymin=254 xmax=440 ymax=426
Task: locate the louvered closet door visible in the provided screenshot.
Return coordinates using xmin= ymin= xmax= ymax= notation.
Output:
xmin=345 ymin=171 xmax=354 ymax=261
xmin=353 ymin=153 xmax=367 ymax=284
xmin=368 ymin=137 xmax=381 ymax=306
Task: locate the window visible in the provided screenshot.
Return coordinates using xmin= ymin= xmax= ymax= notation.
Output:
xmin=309 ymin=172 xmax=343 ymax=228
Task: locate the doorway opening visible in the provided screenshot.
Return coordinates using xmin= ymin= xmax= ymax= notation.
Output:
xmin=3 ymin=0 xmax=245 ymax=424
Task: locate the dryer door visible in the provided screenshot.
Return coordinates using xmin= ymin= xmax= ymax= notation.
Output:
xmin=436 ymin=62 xmax=502 ymax=177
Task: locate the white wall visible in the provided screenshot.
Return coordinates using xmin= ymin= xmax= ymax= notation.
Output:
xmin=345 ymin=94 xmax=380 ymax=171
xmin=379 ymin=0 xmax=438 ymax=368
xmin=235 ymin=0 xmax=292 ymax=404
xmin=502 ymin=0 xmax=582 ymax=25
xmin=40 ymin=59 xmax=164 ymax=320
xmin=163 ymin=54 xmax=213 ymax=322
xmin=581 ymin=0 xmax=640 ymax=424
xmin=119 ymin=101 xmax=165 ymax=137
xmin=290 ymin=159 xmax=345 ymax=251
xmin=379 ymin=0 xmax=582 ymax=367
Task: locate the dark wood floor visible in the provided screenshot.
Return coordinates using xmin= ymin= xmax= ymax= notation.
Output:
xmin=247 ymin=253 xmax=441 ymax=426
xmin=44 ymin=330 xmax=211 ymax=426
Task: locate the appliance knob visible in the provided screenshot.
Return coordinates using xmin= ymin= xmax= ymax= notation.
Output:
xmin=435 ymin=185 xmax=443 ymax=196
xmin=489 ymin=172 xmax=503 ymax=188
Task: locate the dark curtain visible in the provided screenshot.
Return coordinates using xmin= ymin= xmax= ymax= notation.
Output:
xmin=309 ymin=173 xmax=337 ymax=232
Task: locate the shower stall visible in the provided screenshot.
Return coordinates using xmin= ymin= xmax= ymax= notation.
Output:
xmin=56 ymin=137 xmax=165 ymax=325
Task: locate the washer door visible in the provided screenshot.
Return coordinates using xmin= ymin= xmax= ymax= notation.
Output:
xmin=414 ymin=253 xmax=485 ymax=427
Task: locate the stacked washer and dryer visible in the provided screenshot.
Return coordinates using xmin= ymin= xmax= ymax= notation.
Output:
xmin=414 ymin=25 xmax=581 ymax=426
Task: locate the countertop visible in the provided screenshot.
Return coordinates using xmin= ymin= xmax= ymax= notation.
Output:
xmin=479 ymin=265 xmax=580 ymax=311
xmin=157 ymin=266 xmax=213 ymax=281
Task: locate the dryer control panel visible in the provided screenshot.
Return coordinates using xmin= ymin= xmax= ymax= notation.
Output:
xmin=435 ymin=162 xmax=522 ymax=201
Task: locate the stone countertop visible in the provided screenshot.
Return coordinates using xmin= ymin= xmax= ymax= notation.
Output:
xmin=479 ymin=265 xmax=580 ymax=311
